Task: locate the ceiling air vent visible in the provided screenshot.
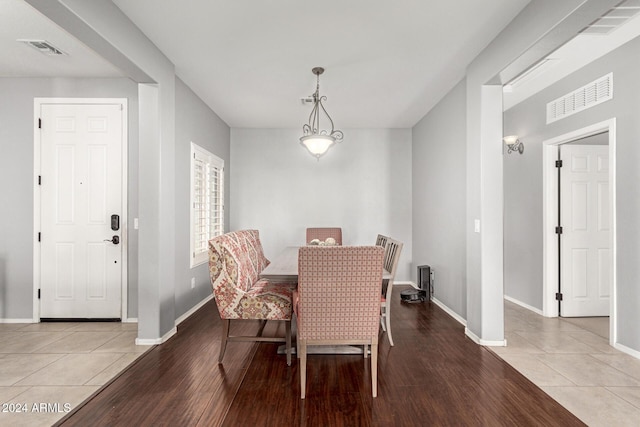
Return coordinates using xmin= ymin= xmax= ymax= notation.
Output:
xmin=580 ymin=0 xmax=640 ymax=35
xmin=18 ymin=39 xmax=66 ymax=56
xmin=546 ymin=73 xmax=613 ymax=124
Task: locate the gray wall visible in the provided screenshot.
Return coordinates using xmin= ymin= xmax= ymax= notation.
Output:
xmin=0 ymin=77 xmax=139 ymax=319
xmin=412 ymin=79 xmax=467 ymax=318
xmin=504 ymin=35 xmax=640 ymax=351
xmin=230 ymin=128 xmax=413 ymax=281
xmin=174 ymin=77 xmax=230 ymax=319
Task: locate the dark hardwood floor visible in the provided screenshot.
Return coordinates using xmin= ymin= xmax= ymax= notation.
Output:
xmin=57 ymin=286 xmax=585 ymax=426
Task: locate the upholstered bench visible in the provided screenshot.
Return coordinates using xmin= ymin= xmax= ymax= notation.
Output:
xmin=209 ymin=229 xmax=293 ymax=365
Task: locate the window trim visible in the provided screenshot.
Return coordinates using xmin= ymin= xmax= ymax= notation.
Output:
xmin=190 ymin=142 xmax=224 ymax=268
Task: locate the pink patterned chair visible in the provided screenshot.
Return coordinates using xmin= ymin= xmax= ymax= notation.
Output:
xmin=209 ymin=230 xmax=293 ymax=365
xmin=306 ymin=227 xmax=342 ymax=245
xmin=295 ymin=246 xmax=384 ymax=398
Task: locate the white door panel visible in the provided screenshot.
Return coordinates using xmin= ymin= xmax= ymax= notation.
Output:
xmin=40 ymin=103 xmax=123 ymax=318
xmin=560 ymin=144 xmax=609 ymax=317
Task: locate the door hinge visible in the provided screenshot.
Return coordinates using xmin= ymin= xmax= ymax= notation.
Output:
xmin=555 ymin=226 xmax=563 ymax=234
xmin=38 ymin=118 xmax=42 ymax=129
xmin=555 ymin=292 xmax=563 ymax=301
xmin=38 ymin=175 xmax=41 ymax=186
xmin=555 ymin=160 xmax=563 ymax=168
xmin=38 ymin=289 xmax=41 ymax=299
xmin=38 ymin=232 xmax=41 ymax=242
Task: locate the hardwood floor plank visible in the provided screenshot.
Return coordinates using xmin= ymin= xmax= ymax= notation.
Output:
xmin=58 ymin=286 xmax=585 ymax=426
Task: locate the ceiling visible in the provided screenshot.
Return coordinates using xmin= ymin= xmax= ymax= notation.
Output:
xmin=110 ymin=0 xmax=530 ymax=128
xmin=2 ymin=1 xmax=640 ymax=128
xmin=0 ymin=0 xmax=123 ymax=78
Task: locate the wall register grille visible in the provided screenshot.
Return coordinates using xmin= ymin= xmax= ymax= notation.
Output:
xmin=546 ymin=73 xmax=613 ymax=124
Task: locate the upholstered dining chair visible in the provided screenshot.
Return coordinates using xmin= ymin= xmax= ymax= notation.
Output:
xmin=306 ymin=227 xmax=342 ymax=245
xmin=380 ymin=237 xmax=403 ymax=346
xmin=296 ymin=245 xmax=384 ymax=398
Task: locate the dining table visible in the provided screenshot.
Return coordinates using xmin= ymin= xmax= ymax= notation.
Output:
xmin=260 ymin=246 xmax=392 ymax=282
xmin=260 ymin=245 xmax=391 ymax=355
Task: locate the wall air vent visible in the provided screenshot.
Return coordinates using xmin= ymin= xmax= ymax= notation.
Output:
xmin=17 ymin=39 xmax=66 ymax=56
xmin=546 ymin=73 xmax=613 ymax=124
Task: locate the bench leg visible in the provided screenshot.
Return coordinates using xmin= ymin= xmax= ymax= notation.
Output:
xmin=285 ymin=320 xmax=292 ymax=366
xmin=218 ymin=319 xmax=230 ymax=364
xmin=257 ymin=319 xmax=267 ymax=337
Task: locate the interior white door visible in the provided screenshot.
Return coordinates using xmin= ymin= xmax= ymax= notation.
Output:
xmin=40 ymin=103 xmax=123 ymax=318
xmin=560 ymin=144 xmax=610 ymax=317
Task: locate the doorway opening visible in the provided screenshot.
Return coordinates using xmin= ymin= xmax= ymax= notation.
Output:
xmin=542 ymin=119 xmax=616 ymax=345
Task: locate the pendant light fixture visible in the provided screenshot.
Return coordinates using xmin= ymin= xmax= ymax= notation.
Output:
xmin=300 ymin=67 xmax=343 ymax=159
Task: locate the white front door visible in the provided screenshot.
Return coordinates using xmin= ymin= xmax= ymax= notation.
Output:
xmin=560 ymin=144 xmax=610 ymax=317
xmin=39 ymin=102 xmax=124 ymax=318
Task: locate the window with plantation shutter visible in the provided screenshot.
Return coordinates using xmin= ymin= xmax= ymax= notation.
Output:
xmin=190 ymin=143 xmax=224 ymax=267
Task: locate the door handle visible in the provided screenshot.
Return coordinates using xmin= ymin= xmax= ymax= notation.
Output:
xmin=104 ymin=235 xmax=120 ymax=245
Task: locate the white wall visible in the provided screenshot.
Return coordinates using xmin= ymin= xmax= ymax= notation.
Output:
xmin=412 ymin=79 xmax=467 ymax=317
xmin=504 ymin=34 xmax=640 ymax=352
xmin=174 ymin=77 xmax=230 ymax=318
xmin=230 ymin=128 xmax=413 ymax=281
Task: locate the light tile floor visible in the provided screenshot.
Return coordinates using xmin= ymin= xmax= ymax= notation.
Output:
xmin=0 ymin=322 xmax=151 ymax=426
xmin=493 ymin=301 xmax=640 ymax=426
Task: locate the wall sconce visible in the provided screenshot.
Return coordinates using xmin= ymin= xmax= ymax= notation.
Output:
xmin=503 ymin=135 xmax=524 ymax=154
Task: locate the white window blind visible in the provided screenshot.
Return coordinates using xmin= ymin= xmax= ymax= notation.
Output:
xmin=190 ymin=143 xmax=224 ymax=267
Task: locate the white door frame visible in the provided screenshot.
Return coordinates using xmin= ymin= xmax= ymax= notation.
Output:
xmin=542 ymin=118 xmax=616 ymax=344
xmin=33 ymin=98 xmax=129 ymax=322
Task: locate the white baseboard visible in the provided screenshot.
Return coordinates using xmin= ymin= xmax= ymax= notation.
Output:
xmin=465 ymin=327 xmax=507 ymax=347
xmin=175 ymin=294 xmax=213 ymax=327
xmin=504 ymin=295 xmax=543 ymax=316
xmin=431 ymin=297 xmax=467 ymax=327
xmin=122 ymin=317 xmax=138 ymax=323
xmin=0 ymin=318 xmax=35 ymax=323
xmin=398 ymin=281 xmax=467 ymax=327
xmin=133 ymin=294 xmax=213 ymax=345
xmin=394 ymin=281 xmax=416 ymax=287
xmin=614 ymin=342 xmax=640 ymax=360
xmin=135 ymin=326 xmax=177 ymax=345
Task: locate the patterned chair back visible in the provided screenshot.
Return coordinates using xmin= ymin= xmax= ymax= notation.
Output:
xmin=209 ymin=230 xmax=272 ymax=318
xmin=297 ymin=246 xmax=384 ymax=340
xmin=306 ymin=227 xmax=343 ymax=245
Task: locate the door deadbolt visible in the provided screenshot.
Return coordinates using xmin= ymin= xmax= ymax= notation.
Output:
xmin=104 ymin=235 xmax=120 ymax=245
